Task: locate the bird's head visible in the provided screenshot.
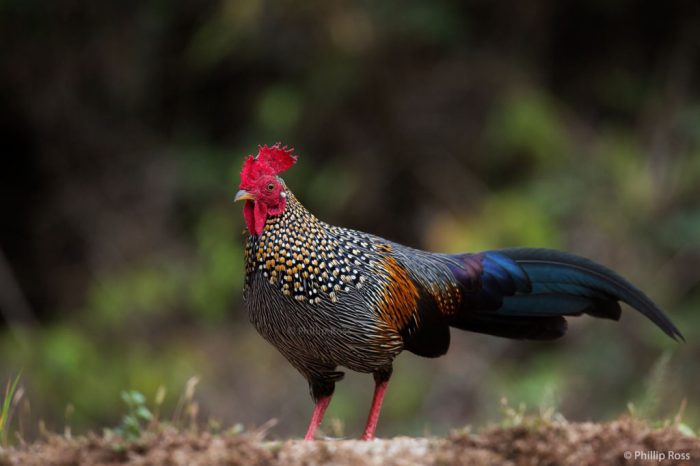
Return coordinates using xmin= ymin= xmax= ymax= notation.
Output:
xmin=235 ymin=143 xmax=298 ymax=235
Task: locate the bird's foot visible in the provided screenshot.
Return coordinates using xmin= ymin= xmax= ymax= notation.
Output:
xmin=359 ymin=379 xmax=389 ymax=441
xmin=304 ymin=395 xmax=332 ymax=441
xmin=360 ymin=432 xmax=375 ymax=441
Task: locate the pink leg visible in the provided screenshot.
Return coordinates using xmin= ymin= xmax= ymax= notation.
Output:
xmin=304 ymin=395 xmax=332 ymax=440
xmin=361 ymin=380 xmax=389 ymax=440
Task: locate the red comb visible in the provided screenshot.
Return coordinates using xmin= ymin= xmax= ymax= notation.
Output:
xmin=256 ymin=143 xmax=297 ymax=174
xmin=240 ymin=143 xmax=297 ymax=188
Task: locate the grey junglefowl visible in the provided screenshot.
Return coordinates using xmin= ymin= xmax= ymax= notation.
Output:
xmin=235 ymin=144 xmax=683 ymax=440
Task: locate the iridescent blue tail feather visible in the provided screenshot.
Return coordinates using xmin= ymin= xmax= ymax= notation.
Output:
xmin=446 ymin=248 xmax=683 ymax=341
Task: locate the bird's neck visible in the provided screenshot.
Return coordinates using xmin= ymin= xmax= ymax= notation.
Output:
xmin=260 ymin=190 xmax=318 ymax=237
xmin=243 ymin=190 xmax=373 ymax=303
xmin=244 ymin=190 xmax=322 ymax=274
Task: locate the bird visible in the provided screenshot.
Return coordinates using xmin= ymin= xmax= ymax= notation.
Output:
xmin=234 ymin=143 xmax=683 ymax=441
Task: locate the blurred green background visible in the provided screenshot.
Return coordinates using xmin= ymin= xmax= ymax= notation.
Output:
xmin=1 ymin=0 xmax=699 ymax=440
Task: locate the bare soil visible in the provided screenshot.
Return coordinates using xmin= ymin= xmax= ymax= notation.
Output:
xmin=1 ymin=417 xmax=698 ymax=466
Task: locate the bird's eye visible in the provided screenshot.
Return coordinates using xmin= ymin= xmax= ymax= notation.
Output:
xmin=267 ymin=183 xmax=275 ymax=191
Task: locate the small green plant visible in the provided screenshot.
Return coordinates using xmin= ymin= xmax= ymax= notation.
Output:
xmin=115 ymin=390 xmax=153 ymax=442
xmin=0 ymin=374 xmax=22 ymax=447
xmin=674 ymin=399 xmax=697 ymax=437
xmin=497 ymin=396 xmax=566 ymax=431
xmin=639 ymin=351 xmax=672 ymax=420
xmin=499 ymin=397 xmax=527 ymax=428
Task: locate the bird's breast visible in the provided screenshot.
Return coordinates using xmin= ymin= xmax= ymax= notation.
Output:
xmin=243 ymin=271 xmax=403 ymax=373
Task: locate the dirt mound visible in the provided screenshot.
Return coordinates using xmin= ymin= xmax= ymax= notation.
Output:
xmin=1 ymin=417 xmax=698 ymax=465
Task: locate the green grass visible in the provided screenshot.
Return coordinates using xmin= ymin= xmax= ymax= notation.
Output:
xmin=0 ymin=373 xmax=22 ymax=447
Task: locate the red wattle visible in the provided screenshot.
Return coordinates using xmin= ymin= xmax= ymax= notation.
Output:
xmin=243 ymin=201 xmax=257 ymax=235
xmin=253 ymin=201 xmax=268 ymax=235
xmin=243 ymin=198 xmax=285 ymax=236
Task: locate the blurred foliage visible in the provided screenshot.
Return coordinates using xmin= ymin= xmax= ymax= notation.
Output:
xmin=0 ymin=0 xmax=699 ymax=441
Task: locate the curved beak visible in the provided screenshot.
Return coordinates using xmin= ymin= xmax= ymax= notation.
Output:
xmin=234 ymin=189 xmax=255 ymax=202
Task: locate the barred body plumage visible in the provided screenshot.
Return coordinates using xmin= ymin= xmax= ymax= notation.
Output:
xmin=243 ymin=191 xmax=462 ymax=398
